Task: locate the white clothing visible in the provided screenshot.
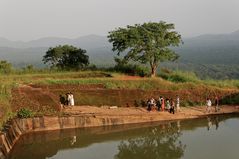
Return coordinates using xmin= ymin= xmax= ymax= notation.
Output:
xmin=67 ymin=94 xmax=71 ymax=105
xmin=166 ymin=100 xmax=171 ymax=109
xmin=207 ymin=100 xmax=212 ymax=107
xmin=206 ymin=99 xmax=212 ymax=113
xmin=70 ymin=94 xmax=74 ymax=106
xmin=176 ymin=97 xmax=180 ymax=111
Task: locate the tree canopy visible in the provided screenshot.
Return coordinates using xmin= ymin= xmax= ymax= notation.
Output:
xmin=108 ymin=21 xmax=182 ymax=77
xmin=42 ymin=45 xmax=89 ymax=70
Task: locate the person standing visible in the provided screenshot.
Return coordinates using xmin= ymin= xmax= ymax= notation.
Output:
xmin=169 ymin=98 xmax=175 ymax=114
xmin=161 ymin=97 xmax=165 ymax=111
xmin=215 ymin=96 xmax=219 ymax=112
xmin=166 ymin=98 xmax=171 ymax=111
xmin=70 ymin=92 xmax=74 ymax=106
xmin=176 ymin=95 xmax=180 ymax=112
xmin=206 ymin=98 xmax=212 ymax=113
xmin=157 ymin=96 xmax=162 ymax=111
xmin=147 ymin=99 xmax=151 ymax=111
xmin=150 ymin=98 xmax=156 ymax=110
xmin=66 ymin=93 xmax=70 ymax=106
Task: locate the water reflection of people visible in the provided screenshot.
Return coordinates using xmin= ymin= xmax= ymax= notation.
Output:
xmin=215 ymin=117 xmax=219 ymax=130
xmin=70 ymin=136 xmax=77 ymax=145
xmin=206 ymin=116 xmax=220 ymax=131
xmin=177 ymin=120 xmax=181 ymax=133
xmin=207 ymin=117 xmax=212 ymax=131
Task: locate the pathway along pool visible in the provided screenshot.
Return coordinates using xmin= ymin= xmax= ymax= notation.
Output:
xmin=8 ymin=114 xmax=239 ymax=159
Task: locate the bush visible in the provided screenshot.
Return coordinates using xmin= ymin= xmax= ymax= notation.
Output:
xmin=220 ymin=93 xmax=239 ymax=105
xmin=159 ymin=69 xmax=199 ymax=83
xmin=17 ymin=108 xmax=33 ymax=118
xmin=0 ymin=60 xmax=13 ymax=74
xmin=109 ymin=57 xmax=149 ymax=77
xmin=113 ymin=64 xmax=148 ymax=77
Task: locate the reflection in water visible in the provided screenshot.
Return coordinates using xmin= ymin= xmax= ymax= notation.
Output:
xmin=207 ymin=116 xmax=220 ymax=131
xmin=215 ymin=117 xmax=219 ymax=130
xmin=70 ymin=136 xmax=77 ymax=145
xmin=115 ymin=122 xmax=186 ymax=159
xmin=207 ymin=117 xmax=212 ymax=131
xmin=8 ymin=114 xmax=239 ymax=159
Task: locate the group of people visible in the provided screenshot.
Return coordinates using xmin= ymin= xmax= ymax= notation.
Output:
xmin=147 ymin=95 xmax=180 ymax=114
xmin=206 ymin=96 xmax=220 ymax=113
xmin=59 ymin=92 xmax=75 ymax=107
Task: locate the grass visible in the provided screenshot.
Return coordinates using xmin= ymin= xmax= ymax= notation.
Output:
xmin=0 ymin=70 xmax=238 ymax=128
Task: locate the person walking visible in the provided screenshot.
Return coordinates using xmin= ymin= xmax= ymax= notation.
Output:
xmin=206 ymin=98 xmax=212 ymax=113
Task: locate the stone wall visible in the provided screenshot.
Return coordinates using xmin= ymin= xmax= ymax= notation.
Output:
xmin=0 ymin=114 xmax=151 ymax=159
xmin=1 ymin=107 xmax=238 ymax=159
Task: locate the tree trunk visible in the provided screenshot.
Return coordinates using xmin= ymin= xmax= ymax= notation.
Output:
xmin=151 ymin=65 xmax=157 ymax=77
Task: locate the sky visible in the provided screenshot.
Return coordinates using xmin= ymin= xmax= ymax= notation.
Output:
xmin=1 ymin=0 xmax=239 ymax=41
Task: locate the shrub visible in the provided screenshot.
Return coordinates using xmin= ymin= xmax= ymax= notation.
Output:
xmin=109 ymin=57 xmax=149 ymax=77
xmin=159 ymin=69 xmax=200 ymax=83
xmin=0 ymin=60 xmax=13 ymax=74
xmin=220 ymin=93 xmax=239 ymax=105
xmin=113 ymin=64 xmax=148 ymax=77
xmin=17 ymin=108 xmax=33 ymax=118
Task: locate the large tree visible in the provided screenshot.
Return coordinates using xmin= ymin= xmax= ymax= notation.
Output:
xmin=108 ymin=21 xmax=182 ymax=77
xmin=43 ymin=45 xmax=89 ymax=70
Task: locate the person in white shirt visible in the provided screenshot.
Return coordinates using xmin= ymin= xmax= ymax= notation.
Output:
xmin=176 ymin=95 xmax=180 ymax=112
xmin=69 ymin=92 xmax=74 ymax=106
xmin=66 ymin=93 xmax=71 ymax=106
xmin=206 ymin=98 xmax=212 ymax=113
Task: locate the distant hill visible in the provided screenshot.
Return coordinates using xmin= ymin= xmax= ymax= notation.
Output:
xmin=0 ymin=31 xmax=239 ymax=79
xmin=0 ymin=35 xmax=114 ymax=67
xmin=176 ymin=30 xmax=239 ymax=65
xmin=0 ymin=35 xmax=109 ymax=48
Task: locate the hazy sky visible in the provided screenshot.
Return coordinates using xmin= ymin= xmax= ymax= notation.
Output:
xmin=1 ymin=0 xmax=239 ymax=41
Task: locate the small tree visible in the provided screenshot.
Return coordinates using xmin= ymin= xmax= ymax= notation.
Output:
xmin=108 ymin=21 xmax=182 ymax=77
xmin=43 ymin=45 xmax=89 ymax=70
xmin=0 ymin=60 xmax=13 ymax=74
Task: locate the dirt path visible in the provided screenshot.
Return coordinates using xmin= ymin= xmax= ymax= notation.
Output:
xmin=63 ymin=105 xmax=239 ymax=122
